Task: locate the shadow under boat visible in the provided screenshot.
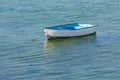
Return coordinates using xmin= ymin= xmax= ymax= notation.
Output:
xmin=44 ymin=33 xmax=97 ymax=49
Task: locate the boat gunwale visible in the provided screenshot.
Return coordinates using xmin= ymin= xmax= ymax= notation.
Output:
xmin=45 ymin=25 xmax=97 ymax=31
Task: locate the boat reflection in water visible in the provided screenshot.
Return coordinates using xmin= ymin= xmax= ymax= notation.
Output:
xmin=44 ymin=34 xmax=97 ymax=51
xmin=43 ymin=34 xmax=97 ymax=78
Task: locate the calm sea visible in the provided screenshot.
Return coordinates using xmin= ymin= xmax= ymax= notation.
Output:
xmin=0 ymin=0 xmax=120 ymax=80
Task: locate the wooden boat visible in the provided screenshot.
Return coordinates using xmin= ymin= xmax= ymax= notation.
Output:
xmin=44 ymin=23 xmax=97 ymax=39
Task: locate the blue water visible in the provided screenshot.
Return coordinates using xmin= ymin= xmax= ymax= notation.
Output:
xmin=0 ymin=0 xmax=120 ymax=80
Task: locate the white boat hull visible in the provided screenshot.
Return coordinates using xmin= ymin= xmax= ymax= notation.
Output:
xmin=44 ymin=26 xmax=97 ymax=39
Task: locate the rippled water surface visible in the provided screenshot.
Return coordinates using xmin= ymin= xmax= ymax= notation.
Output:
xmin=0 ymin=0 xmax=120 ymax=80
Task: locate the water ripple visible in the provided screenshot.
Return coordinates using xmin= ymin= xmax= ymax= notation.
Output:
xmin=0 ymin=0 xmax=120 ymax=80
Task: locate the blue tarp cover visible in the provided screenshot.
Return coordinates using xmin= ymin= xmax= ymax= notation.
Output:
xmin=51 ymin=23 xmax=79 ymax=30
xmin=47 ymin=23 xmax=94 ymax=30
xmin=50 ymin=23 xmax=93 ymax=30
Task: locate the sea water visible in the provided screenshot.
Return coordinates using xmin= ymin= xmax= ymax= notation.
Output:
xmin=0 ymin=0 xmax=120 ymax=80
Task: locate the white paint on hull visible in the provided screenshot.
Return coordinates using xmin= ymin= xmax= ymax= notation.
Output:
xmin=44 ymin=26 xmax=97 ymax=39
